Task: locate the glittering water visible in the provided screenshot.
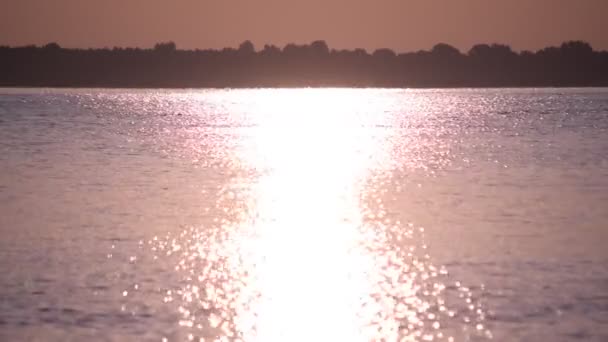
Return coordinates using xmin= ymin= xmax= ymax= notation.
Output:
xmin=1 ymin=88 xmax=607 ymax=341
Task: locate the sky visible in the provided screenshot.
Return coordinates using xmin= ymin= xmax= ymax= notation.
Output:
xmin=1 ymin=0 xmax=607 ymax=53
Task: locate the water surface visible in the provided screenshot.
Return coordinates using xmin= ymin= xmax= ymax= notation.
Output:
xmin=1 ymin=88 xmax=607 ymax=341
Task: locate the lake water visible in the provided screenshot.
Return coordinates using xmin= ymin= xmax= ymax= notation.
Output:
xmin=0 ymin=88 xmax=607 ymax=341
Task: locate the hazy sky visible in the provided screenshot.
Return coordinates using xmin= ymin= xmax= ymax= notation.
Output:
xmin=1 ymin=0 xmax=607 ymax=52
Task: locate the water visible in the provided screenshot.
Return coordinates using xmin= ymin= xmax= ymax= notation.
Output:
xmin=0 ymin=88 xmax=607 ymax=341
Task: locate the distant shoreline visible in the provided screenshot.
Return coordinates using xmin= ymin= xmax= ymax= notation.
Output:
xmin=2 ymin=40 xmax=608 ymax=88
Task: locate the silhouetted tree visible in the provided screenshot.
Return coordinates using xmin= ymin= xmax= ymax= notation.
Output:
xmin=561 ymin=41 xmax=593 ymax=55
xmin=282 ymin=43 xmax=305 ymax=57
xmin=43 ymin=42 xmax=61 ymax=50
xmin=431 ymin=43 xmax=461 ymax=58
xmin=262 ymin=44 xmax=280 ymax=55
xmin=353 ymin=48 xmax=368 ymax=57
xmin=310 ymin=40 xmax=329 ymax=56
xmin=238 ymin=40 xmax=255 ymax=54
xmin=469 ymin=44 xmax=516 ymax=60
xmin=372 ymin=48 xmax=396 ymax=59
xmin=0 ymin=40 xmax=606 ymax=87
xmin=468 ymin=44 xmax=492 ymax=58
xmin=154 ymin=41 xmax=176 ymax=53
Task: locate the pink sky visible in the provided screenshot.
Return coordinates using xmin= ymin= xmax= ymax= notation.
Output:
xmin=1 ymin=0 xmax=607 ymax=52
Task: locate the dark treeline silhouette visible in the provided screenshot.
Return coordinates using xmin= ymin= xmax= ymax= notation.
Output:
xmin=1 ymin=40 xmax=608 ymax=87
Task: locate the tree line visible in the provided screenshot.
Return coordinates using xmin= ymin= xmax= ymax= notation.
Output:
xmin=1 ymin=40 xmax=607 ymax=87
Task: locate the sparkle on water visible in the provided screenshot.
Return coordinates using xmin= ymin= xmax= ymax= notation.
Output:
xmin=3 ymin=87 xmax=607 ymax=342
xmin=140 ymin=89 xmax=490 ymax=341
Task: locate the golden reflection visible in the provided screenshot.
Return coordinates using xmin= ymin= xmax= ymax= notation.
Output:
xmin=234 ymin=89 xmax=392 ymax=341
xmin=148 ymin=89 xmax=491 ymax=341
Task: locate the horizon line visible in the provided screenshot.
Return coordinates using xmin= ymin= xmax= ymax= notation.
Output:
xmin=2 ymin=39 xmax=607 ymax=54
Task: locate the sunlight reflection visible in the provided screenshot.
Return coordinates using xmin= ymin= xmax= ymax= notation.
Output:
xmin=234 ymin=89 xmax=393 ymax=341
xmin=146 ymin=89 xmax=491 ymax=341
